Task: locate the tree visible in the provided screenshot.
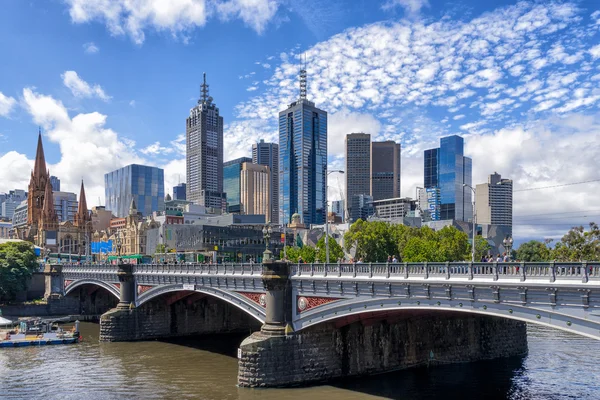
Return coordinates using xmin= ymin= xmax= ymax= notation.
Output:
xmin=316 ymin=235 xmax=344 ymax=263
xmin=155 ymin=244 xmax=166 ymax=254
xmin=281 ymin=246 xmax=316 ymax=263
xmin=515 ymin=240 xmax=552 ymax=262
xmin=551 ymin=223 xmax=600 ymax=261
xmin=0 ymin=241 xmax=38 ymax=303
xmin=474 ymin=236 xmax=492 ymax=261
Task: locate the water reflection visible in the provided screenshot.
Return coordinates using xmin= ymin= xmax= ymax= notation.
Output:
xmin=0 ymin=323 xmax=599 ymax=400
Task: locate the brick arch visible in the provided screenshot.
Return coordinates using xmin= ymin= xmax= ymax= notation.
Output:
xmin=64 ymin=279 xmax=120 ymax=300
xmin=293 ymin=297 xmax=600 ymax=340
xmin=136 ymin=284 xmax=266 ymax=323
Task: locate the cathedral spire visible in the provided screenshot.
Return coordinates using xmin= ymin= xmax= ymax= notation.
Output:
xmin=33 ymin=130 xmax=47 ymax=181
xmin=40 ymin=178 xmax=57 ymax=230
xmin=74 ymin=180 xmax=90 ymax=227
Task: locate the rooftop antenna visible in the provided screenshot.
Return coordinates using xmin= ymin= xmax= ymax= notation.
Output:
xmin=299 ymin=53 xmax=307 ymax=100
xmin=200 ymin=72 xmax=209 ymax=104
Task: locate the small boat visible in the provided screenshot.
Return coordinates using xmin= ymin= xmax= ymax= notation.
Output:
xmin=0 ymin=318 xmax=80 ymax=348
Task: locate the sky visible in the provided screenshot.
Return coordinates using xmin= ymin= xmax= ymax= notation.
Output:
xmin=0 ymin=0 xmax=599 ymax=244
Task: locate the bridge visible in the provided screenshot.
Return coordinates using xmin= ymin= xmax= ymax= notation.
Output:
xmin=44 ymin=260 xmax=600 ymax=387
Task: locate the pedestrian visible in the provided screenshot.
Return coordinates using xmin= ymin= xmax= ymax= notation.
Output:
xmin=387 ymin=255 xmax=392 ymax=263
xmin=496 ymin=254 xmax=502 ymax=262
xmin=357 ymin=258 xmax=364 ymax=264
xmin=503 ymin=252 xmax=509 ymax=262
xmin=298 ymin=256 xmax=304 ymax=264
xmin=392 ymin=255 xmax=398 ymax=263
xmin=487 ymin=255 xmax=494 ymax=263
xmin=481 ymin=254 xmax=487 ymax=262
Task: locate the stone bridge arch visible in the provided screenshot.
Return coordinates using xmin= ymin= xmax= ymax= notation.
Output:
xmin=293 ymin=296 xmax=600 ymax=340
xmin=64 ymin=279 xmax=121 ymax=300
xmin=136 ymin=284 xmax=266 ymax=324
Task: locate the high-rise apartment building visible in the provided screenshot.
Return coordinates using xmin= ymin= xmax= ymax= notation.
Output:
xmin=186 ymin=73 xmax=226 ymax=210
xmin=173 ymin=183 xmax=186 ymax=200
xmin=475 ymin=172 xmax=513 ymax=232
xmin=0 ymin=189 xmax=27 ymax=220
xmin=371 ymin=141 xmax=401 ymax=201
xmin=105 ymin=164 xmax=165 ymax=218
xmin=423 ymin=135 xmax=472 ymax=221
xmin=279 ymin=68 xmax=327 ymax=226
xmin=223 ymin=157 xmax=252 ymax=213
xmin=252 ymin=140 xmax=279 ymax=224
xmin=50 ymin=176 xmax=61 ymax=192
xmin=240 ymin=162 xmax=271 ymax=219
xmin=345 ymin=133 xmax=371 ymax=220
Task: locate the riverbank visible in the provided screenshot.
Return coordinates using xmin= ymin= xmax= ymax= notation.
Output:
xmin=1 ymin=297 xmax=80 ymax=318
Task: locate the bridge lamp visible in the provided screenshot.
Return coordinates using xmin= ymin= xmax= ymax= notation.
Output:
xmin=503 ymin=235 xmax=514 ymax=260
xmin=262 ymin=221 xmax=273 ymax=262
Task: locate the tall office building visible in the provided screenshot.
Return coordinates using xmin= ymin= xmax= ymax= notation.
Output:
xmin=105 ymin=164 xmax=165 ymax=217
xmin=476 ymin=172 xmax=513 ymax=231
xmin=240 ymin=162 xmax=271 ymax=219
xmin=0 ymin=189 xmax=27 ymax=220
xmin=50 ymin=176 xmax=61 ymax=192
xmin=371 ymin=141 xmax=401 ymax=201
xmin=252 ymin=140 xmax=279 ymax=224
xmin=186 ymin=73 xmax=226 ymax=210
xmin=279 ymin=68 xmax=327 ymax=226
xmin=53 ymin=191 xmax=78 ymax=222
xmin=423 ymin=135 xmax=472 ymax=221
xmin=350 ymin=194 xmax=374 ymax=222
xmin=345 ymin=133 xmax=371 ymax=220
xmin=173 ymin=183 xmax=186 ymax=200
xmin=223 ymin=157 xmax=252 ymax=213
xmin=331 ymin=199 xmax=345 ymax=222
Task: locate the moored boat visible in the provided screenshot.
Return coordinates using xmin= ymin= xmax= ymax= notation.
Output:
xmin=0 ymin=318 xmax=80 ymax=348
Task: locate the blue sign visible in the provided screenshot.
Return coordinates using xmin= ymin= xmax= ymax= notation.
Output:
xmin=91 ymin=240 xmax=113 ymax=254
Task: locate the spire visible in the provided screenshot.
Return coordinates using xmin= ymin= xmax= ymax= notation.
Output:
xmin=299 ymin=54 xmax=307 ymax=100
xmin=200 ymin=72 xmax=209 ymax=104
xmin=41 ymin=178 xmax=57 ymax=228
xmin=78 ymin=180 xmax=88 ymax=219
xmin=129 ymin=198 xmax=137 ymax=215
xmin=33 ymin=130 xmax=47 ymax=181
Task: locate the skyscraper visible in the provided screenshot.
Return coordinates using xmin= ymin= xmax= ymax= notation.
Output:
xmin=173 ymin=183 xmax=186 ymax=200
xmin=345 ymin=133 xmax=371 ymax=220
xmin=186 ymin=73 xmax=226 ymax=210
xmin=252 ymin=140 xmax=279 ymax=224
xmin=50 ymin=176 xmax=61 ymax=192
xmin=476 ymin=172 xmax=513 ymax=232
xmin=423 ymin=135 xmax=472 ymax=221
xmin=223 ymin=157 xmax=252 ymax=213
xmin=279 ymin=67 xmax=327 ymax=226
xmin=105 ymin=164 xmax=165 ymax=218
xmin=331 ymin=199 xmax=345 ymax=222
xmin=371 ymin=141 xmax=401 ymax=201
xmin=240 ymin=162 xmax=270 ymax=219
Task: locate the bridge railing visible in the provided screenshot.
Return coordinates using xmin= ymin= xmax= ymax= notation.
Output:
xmin=133 ymin=263 xmax=262 ymax=276
xmin=291 ymin=262 xmax=600 ymax=283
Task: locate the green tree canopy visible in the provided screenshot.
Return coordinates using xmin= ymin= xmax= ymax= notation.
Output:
xmin=316 ymin=235 xmax=344 ymax=263
xmin=515 ymin=240 xmax=552 ymax=262
xmin=0 ymin=241 xmax=38 ymax=302
xmin=281 ymin=246 xmax=316 ymax=263
xmin=551 ymin=223 xmax=600 ymax=261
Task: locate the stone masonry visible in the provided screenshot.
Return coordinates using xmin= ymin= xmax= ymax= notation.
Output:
xmin=100 ymin=295 xmax=261 ymax=342
xmin=238 ymin=311 xmax=527 ymax=387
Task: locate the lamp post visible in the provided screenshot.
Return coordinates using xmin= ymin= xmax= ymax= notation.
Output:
xmin=503 ymin=235 xmax=514 ymax=260
xmin=116 ymin=231 xmax=122 ymax=264
xmin=262 ymin=221 xmax=273 ymax=262
xmin=325 ymin=170 xmax=344 ymax=264
xmin=463 ymin=183 xmax=476 ymax=262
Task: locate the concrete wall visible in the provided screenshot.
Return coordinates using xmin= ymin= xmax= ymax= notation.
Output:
xmin=100 ymin=295 xmax=261 ymax=342
xmin=238 ymin=311 xmax=527 ymax=387
xmin=2 ymin=297 xmax=80 ymax=317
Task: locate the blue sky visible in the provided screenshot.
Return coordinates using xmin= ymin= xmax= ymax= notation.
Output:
xmin=0 ymin=0 xmax=599 ymax=241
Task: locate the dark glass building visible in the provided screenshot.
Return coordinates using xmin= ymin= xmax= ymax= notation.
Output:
xmin=423 ymin=135 xmax=472 ymax=221
xmin=173 ymin=183 xmax=186 ymax=200
xmin=279 ymin=71 xmax=327 ymax=226
xmin=105 ymin=164 xmax=165 ymax=218
xmin=252 ymin=140 xmax=279 ymax=224
xmin=223 ymin=157 xmax=252 ymax=213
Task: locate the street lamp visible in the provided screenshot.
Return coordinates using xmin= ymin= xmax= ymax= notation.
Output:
xmin=503 ymin=235 xmax=514 ymax=260
xmin=116 ymin=231 xmax=122 ymax=264
xmin=463 ymin=183 xmax=476 ymax=262
xmin=325 ymin=170 xmax=345 ymax=264
xmin=262 ymin=221 xmax=273 ymax=262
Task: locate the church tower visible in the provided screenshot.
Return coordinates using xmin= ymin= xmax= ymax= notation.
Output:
xmin=27 ymin=131 xmax=50 ymax=230
xmin=74 ymin=180 xmax=91 ymax=228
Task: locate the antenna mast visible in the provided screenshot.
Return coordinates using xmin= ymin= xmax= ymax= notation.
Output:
xmin=299 ymin=54 xmax=307 ymax=100
xmin=200 ymin=72 xmax=209 ymax=104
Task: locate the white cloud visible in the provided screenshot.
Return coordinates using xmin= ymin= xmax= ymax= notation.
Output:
xmin=327 ymin=109 xmax=381 ymax=158
xmin=83 ymin=42 xmax=99 ymax=54
xmin=590 ymin=44 xmax=600 ymax=60
xmin=381 ymin=0 xmax=430 ymax=17
xmin=140 ymin=141 xmax=174 ymax=155
xmin=65 ymin=0 xmax=280 ymax=44
xmin=0 ymin=92 xmax=17 ymax=117
xmin=61 ymin=71 xmax=111 ymax=101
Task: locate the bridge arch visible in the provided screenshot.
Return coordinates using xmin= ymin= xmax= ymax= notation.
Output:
xmin=136 ymin=284 xmax=266 ymax=324
xmin=293 ymin=297 xmax=600 ymax=340
xmin=64 ymin=279 xmax=120 ymax=300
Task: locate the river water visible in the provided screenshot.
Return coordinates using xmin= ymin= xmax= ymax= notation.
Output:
xmin=1 ymin=323 xmax=599 ymax=400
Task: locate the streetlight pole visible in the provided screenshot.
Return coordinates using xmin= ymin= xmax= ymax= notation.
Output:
xmin=463 ymin=183 xmax=476 ymax=262
xmin=503 ymin=235 xmax=513 ymax=260
xmin=325 ymin=170 xmax=344 ymax=264
xmin=262 ymin=221 xmax=273 ymax=262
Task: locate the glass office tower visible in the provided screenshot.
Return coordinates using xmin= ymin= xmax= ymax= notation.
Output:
xmin=105 ymin=164 xmax=165 ymax=217
xmin=279 ymin=71 xmax=327 ymax=226
xmin=252 ymin=140 xmax=279 ymax=224
xmin=223 ymin=157 xmax=252 ymax=213
xmin=423 ymin=135 xmax=472 ymax=221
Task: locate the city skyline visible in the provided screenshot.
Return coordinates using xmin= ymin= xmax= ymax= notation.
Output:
xmin=0 ymin=1 xmax=599 ymax=240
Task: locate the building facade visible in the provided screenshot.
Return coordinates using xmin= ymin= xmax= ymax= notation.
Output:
xmin=173 ymin=183 xmax=186 ymax=200
xmin=0 ymin=189 xmax=27 ymax=220
xmin=423 ymin=135 xmax=472 ymax=222
xmin=53 ymin=191 xmax=78 ymax=222
xmin=371 ymin=141 xmax=401 ymax=201
xmin=331 ymin=199 xmax=345 ymax=222
xmin=50 ymin=176 xmax=60 ymax=192
xmin=240 ymin=162 xmax=270 ymax=220
xmin=373 ymin=197 xmax=417 ymax=220
xmin=223 ymin=157 xmax=252 ymax=213
xmin=252 ymin=140 xmax=279 ymax=224
xmin=279 ymin=69 xmax=327 ymax=226
xmin=350 ymin=194 xmax=374 ymax=222
xmin=105 ymin=164 xmax=165 ymax=218
xmin=186 ymin=73 xmax=226 ymax=210
xmin=476 ymin=172 xmax=513 ymax=233
xmin=345 ymin=133 xmax=371 ymax=220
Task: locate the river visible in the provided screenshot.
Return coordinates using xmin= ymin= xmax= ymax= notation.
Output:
xmin=1 ymin=323 xmax=599 ymax=399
